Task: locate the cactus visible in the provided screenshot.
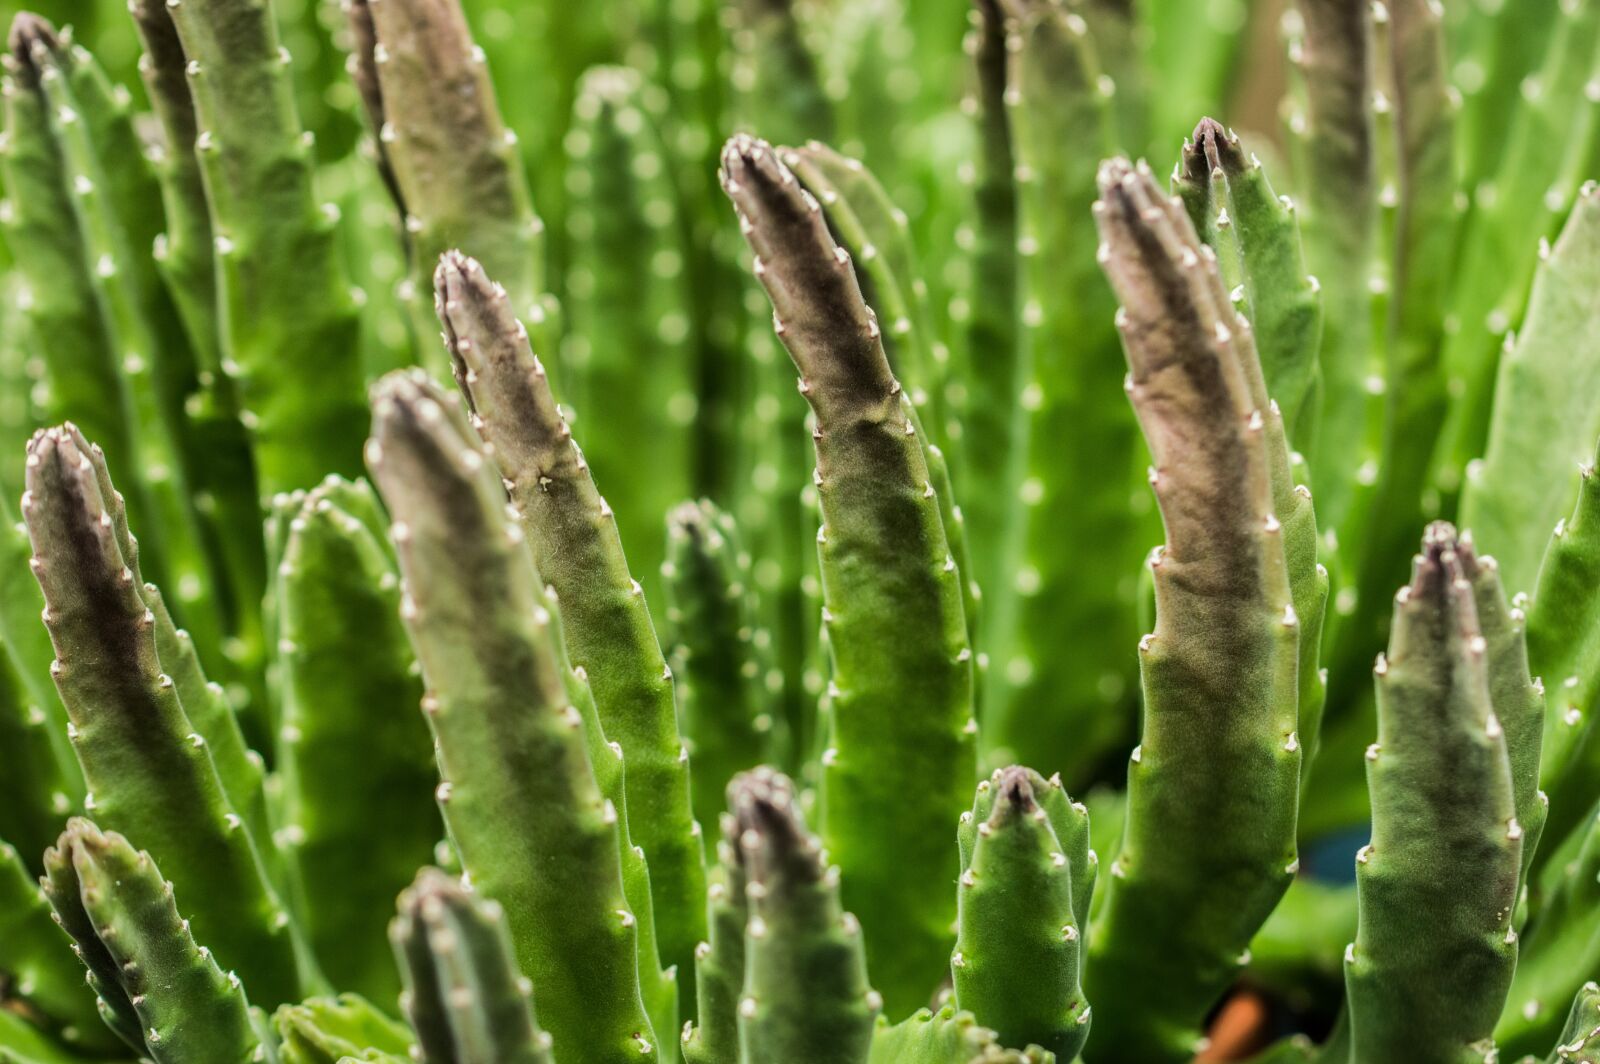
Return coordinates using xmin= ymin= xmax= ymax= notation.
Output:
xmin=1544 ymin=983 xmax=1600 ymax=1064
xmin=272 ymin=994 xmax=412 ymax=1063
xmin=0 ymin=647 xmax=71 ymax=874
xmin=956 ymin=0 xmax=1020 ymax=660
xmin=866 ymin=1006 xmax=1051 ymax=1064
xmin=1180 ymin=119 xmax=1322 ymax=448
xmin=1330 ymin=0 xmax=1457 ymax=702
xmin=563 ymin=66 xmax=695 ymax=604
xmin=42 ymin=818 xmax=275 ymax=1062
xmin=730 ymin=768 xmax=879 ymax=1063
xmin=365 ymin=370 xmax=657 ymax=1064
xmin=663 ymin=499 xmax=781 ymax=830
xmin=974 ymin=0 xmax=1147 ymax=782
xmin=1178 ymin=118 xmax=1330 ymax=781
xmin=22 ymin=424 xmax=302 ymax=1008
xmin=720 ymin=133 xmax=974 ymax=1013
xmin=1438 ymin=0 xmax=1600 ymax=506
xmin=162 ymin=0 xmax=367 ymax=496
xmin=1345 ymin=524 xmax=1523 ymax=1063
xmin=1284 ymin=0 xmax=1375 ymax=531
xmin=781 ymin=141 xmax=979 ymax=656
xmin=1460 ymin=184 xmax=1600 ymax=597
xmin=1084 ymin=158 xmax=1302 ymax=1059
xmin=0 ymin=13 xmax=225 ymax=677
xmin=1528 ymin=442 xmax=1600 ymax=880
xmin=0 ymin=841 xmax=109 ymax=1052
xmin=5 ymin=1 xmax=1600 ymax=1063
xmin=1500 ymin=804 xmax=1600 ymax=1058
xmin=347 ymin=0 xmax=554 ymax=365
xmin=1496 ymin=446 xmax=1600 ymax=1056
xmin=272 ymin=478 xmax=439 ymax=1004
xmin=390 ymin=868 xmax=554 ymax=1064
xmin=431 ymin=249 xmax=707 ymax=1001
xmin=679 ymin=801 xmax=748 ymax=1064
xmin=953 ymin=767 xmax=1093 ymax=1059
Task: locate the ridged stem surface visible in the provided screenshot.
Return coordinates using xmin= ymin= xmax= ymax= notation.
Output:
xmin=433 ymin=251 xmax=707 ymax=999
xmin=1345 ymin=524 xmax=1520 ymax=1064
xmin=274 ymin=478 xmax=439 ymax=1004
xmin=367 ymin=372 xmax=658 ymax=1064
xmin=24 ymin=425 xmax=301 ymax=1007
xmin=1084 ymin=161 xmax=1300 ymax=1062
xmin=953 ymin=767 xmax=1092 ymax=1059
xmin=42 ymin=819 xmax=272 ymax=1063
xmin=721 ymin=134 xmax=975 ymax=1013
xmin=163 ymin=0 xmax=366 ymax=493
xmin=391 ymin=869 xmax=555 ymax=1064
xmin=732 ymin=769 xmax=879 ymax=1064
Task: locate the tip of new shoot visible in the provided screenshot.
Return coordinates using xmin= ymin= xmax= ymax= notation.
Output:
xmin=63 ymin=819 xmax=125 ymax=864
xmin=398 ymin=865 xmax=475 ymax=922
xmin=393 ymin=867 xmax=521 ymax=990
xmin=430 ymin=251 xmax=568 ymax=462
xmin=667 ymin=498 xmax=723 ymax=550
xmin=1096 ymin=156 xmax=1137 ymax=197
xmin=983 ymin=766 xmax=1053 ymax=836
xmin=720 ymin=132 xmax=895 ymax=403
xmin=433 ymin=248 xmax=517 ymax=346
xmin=720 ymin=132 xmax=793 ymax=201
xmin=1419 ymin=520 xmax=1462 ymax=565
xmin=1397 ymin=521 xmax=1486 ymax=652
xmin=1451 ymin=526 xmax=1498 ymax=585
xmin=369 ymin=367 xmax=441 ymax=422
xmin=1190 ymin=116 xmax=1246 ymax=177
xmin=55 ymin=815 xmax=102 ymax=850
xmin=432 ymin=250 xmax=530 ymax=359
xmin=434 ymin=248 xmax=509 ymax=382
xmin=729 ymin=766 xmax=822 ymax=886
xmin=1094 ymin=156 xmax=1232 ymax=386
xmin=667 ymin=498 xmax=707 ymax=528
xmin=25 ymin=424 xmax=99 ymax=503
xmin=727 ymin=765 xmax=797 ymax=826
xmin=575 ymin=63 xmax=642 ymax=107
xmin=433 ymin=247 xmax=491 ymax=308
xmin=367 ymin=368 xmax=485 ymax=478
xmin=6 ymin=12 xmax=58 ymax=83
xmin=1098 ymin=156 xmax=1191 ymax=231
xmin=994 ymin=764 xmax=1039 ymax=815
xmin=51 ymin=818 xmax=148 ymax=890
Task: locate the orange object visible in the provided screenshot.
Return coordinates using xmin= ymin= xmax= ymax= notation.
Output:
xmin=1197 ymin=990 xmax=1272 ymax=1062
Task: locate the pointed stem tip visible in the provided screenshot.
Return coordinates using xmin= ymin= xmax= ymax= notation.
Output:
xmin=6 ymin=12 xmax=58 ymax=83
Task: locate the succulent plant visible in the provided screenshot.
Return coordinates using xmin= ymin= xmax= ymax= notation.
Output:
xmin=0 ymin=0 xmax=1598 ymax=1063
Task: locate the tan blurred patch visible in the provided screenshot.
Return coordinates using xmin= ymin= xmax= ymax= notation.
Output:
xmin=1197 ymin=988 xmax=1272 ymax=1062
